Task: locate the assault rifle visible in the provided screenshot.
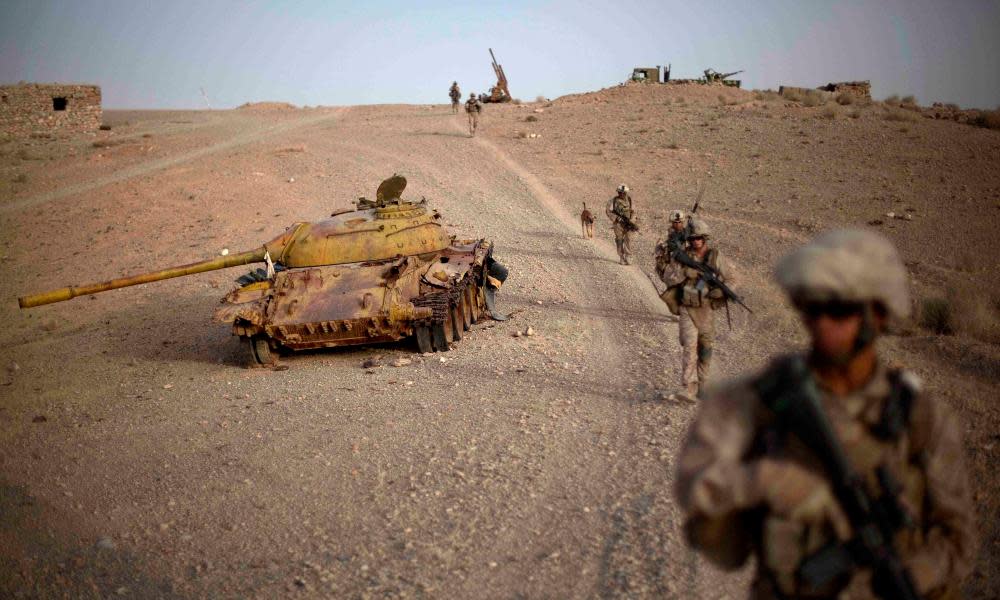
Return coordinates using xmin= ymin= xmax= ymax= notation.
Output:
xmin=670 ymin=249 xmax=751 ymax=314
xmin=756 ymin=357 xmax=921 ymax=600
xmin=614 ymin=209 xmax=639 ymax=232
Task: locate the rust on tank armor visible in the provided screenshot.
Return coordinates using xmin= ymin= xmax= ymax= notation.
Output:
xmin=18 ymin=175 xmax=505 ymax=364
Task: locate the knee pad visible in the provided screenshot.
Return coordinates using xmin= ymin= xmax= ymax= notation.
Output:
xmin=698 ymin=345 xmax=713 ymax=363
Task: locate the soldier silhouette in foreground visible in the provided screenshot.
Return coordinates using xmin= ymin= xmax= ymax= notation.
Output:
xmin=676 ymin=229 xmax=976 ymax=599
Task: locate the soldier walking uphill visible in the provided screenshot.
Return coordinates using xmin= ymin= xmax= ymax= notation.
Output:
xmin=605 ymin=184 xmax=637 ymax=265
xmin=675 ymin=229 xmax=976 ymax=600
xmin=465 ymin=92 xmax=483 ymax=136
xmin=449 ymin=81 xmax=461 ymax=114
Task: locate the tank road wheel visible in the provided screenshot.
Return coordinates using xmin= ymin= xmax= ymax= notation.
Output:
xmin=246 ymin=335 xmax=275 ymax=366
xmin=468 ymin=284 xmax=482 ymax=323
xmin=415 ymin=325 xmax=434 ymax=354
xmin=431 ymin=307 xmax=455 ymax=352
xmin=451 ymin=301 xmax=464 ymax=341
xmin=459 ymin=290 xmax=473 ymax=331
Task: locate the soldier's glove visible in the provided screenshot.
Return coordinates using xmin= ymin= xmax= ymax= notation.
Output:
xmin=753 ymin=459 xmax=852 ymax=541
xmin=707 ymin=288 xmax=725 ymax=299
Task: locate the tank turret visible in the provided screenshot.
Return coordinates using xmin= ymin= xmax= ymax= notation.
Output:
xmin=18 ymin=175 xmax=453 ymax=308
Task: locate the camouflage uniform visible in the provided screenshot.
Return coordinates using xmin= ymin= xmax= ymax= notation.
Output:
xmin=449 ymin=82 xmax=461 ymax=113
xmin=675 ymin=229 xmax=976 ymax=599
xmin=674 ymin=219 xmax=730 ymax=396
xmin=605 ymin=188 xmax=634 ymax=265
xmin=654 ymin=210 xmax=690 ymax=305
xmin=465 ymin=94 xmax=483 ymax=135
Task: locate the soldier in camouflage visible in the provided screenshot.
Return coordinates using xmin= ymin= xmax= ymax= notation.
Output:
xmin=675 ymin=229 xmax=976 ymax=599
xmin=605 ymin=184 xmax=635 ymax=265
xmin=465 ymin=92 xmax=483 ymax=136
xmin=675 ymin=218 xmax=730 ymax=398
xmin=654 ymin=210 xmax=689 ymax=283
xmin=449 ymin=81 xmax=461 ymax=113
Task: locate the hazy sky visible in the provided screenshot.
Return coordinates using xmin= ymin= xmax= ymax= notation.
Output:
xmin=2 ymin=0 xmax=999 ymax=110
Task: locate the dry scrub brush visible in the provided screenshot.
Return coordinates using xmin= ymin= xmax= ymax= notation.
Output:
xmin=883 ymin=107 xmax=919 ymax=122
xmin=836 ymin=92 xmax=855 ymax=105
xmin=754 ymin=90 xmax=782 ymax=102
xmin=972 ymin=110 xmax=1000 ymax=130
xmin=919 ymin=284 xmax=1000 ymax=344
xmin=801 ymin=90 xmax=827 ymax=107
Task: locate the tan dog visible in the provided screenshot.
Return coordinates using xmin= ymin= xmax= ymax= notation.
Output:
xmin=580 ymin=202 xmax=595 ymax=238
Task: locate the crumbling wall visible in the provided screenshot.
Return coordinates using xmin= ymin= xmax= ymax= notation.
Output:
xmin=819 ymin=81 xmax=871 ymax=99
xmin=779 ymin=86 xmax=832 ymax=100
xmin=0 ymin=83 xmax=102 ymax=137
xmin=780 ymin=81 xmax=871 ymax=101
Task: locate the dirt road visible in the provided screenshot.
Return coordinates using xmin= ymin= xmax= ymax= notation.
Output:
xmin=1 ymin=87 xmax=997 ymax=598
xmin=0 ymin=103 xmax=745 ymax=598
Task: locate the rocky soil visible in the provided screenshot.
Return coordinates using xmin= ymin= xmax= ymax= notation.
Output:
xmin=0 ymin=82 xmax=997 ymax=598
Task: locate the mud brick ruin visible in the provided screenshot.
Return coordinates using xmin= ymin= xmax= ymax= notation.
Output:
xmin=779 ymin=80 xmax=872 ymax=101
xmin=818 ymin=81 xmax=871 ymax=99
xmin=0 ymin=83 xmax=102 ymax=137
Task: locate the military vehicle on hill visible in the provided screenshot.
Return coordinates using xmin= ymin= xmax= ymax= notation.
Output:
xmin=702 ymin=69 xmax=744 ymax=87
xmin=480 ymin=48 xmax=512 ymax=103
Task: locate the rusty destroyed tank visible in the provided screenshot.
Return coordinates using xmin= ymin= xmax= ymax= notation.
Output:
xmin=18 ymin=175 xmax=508 ymax=364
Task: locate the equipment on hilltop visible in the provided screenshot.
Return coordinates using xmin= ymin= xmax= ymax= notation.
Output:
xmin=18 ymin=175 xmax=508 ymax=364
xmin=665 ymin=67 xmax=745 ymax=88
xmin=702 ymin=68 xmax=744 ymax=87
xmin=481 ymin=48 xmax=512 ymax=103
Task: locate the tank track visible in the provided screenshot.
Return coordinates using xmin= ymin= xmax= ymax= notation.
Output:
xmin=412 ymin=271 xmax=481 ymax=326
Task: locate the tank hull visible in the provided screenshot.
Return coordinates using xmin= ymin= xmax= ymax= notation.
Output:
xmin=215 ymin=239 xmax=493 ymax=356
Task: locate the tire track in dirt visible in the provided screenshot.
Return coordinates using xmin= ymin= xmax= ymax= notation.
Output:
xmin=442 ymin=123 xmax=724 ymax=598
xmin=2 ymin=108 xmax=349 ymax=214
xmin=452 ymin=121 xmax=746 ymax=599
xmin=342 ymin=112 xmax=700 ymax=596
xmin=457 ymin=123 xmax=669 ymax=317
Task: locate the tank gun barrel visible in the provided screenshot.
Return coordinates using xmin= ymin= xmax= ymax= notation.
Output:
xmin=18 ymin=247 xmax=268 ymax=309
xmin=721 ymin=70 xmax=744 ymax=78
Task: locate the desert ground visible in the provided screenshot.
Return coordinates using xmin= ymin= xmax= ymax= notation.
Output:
xmin=0 ymin=83 xmax=998 ymax=598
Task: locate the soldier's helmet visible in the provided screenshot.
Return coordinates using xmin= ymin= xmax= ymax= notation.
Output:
xmin=688 ymin=218 xmax=710 ymax=238
xmin=775 ymin=228 xmax=911 ymax=320
xmin=617 ymin=184 xmax=629 ymax=193
xmin=670 ymin=210 xmax=685 ymax=223
xmin=469 ymin=92 xmax=476 ymax=97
